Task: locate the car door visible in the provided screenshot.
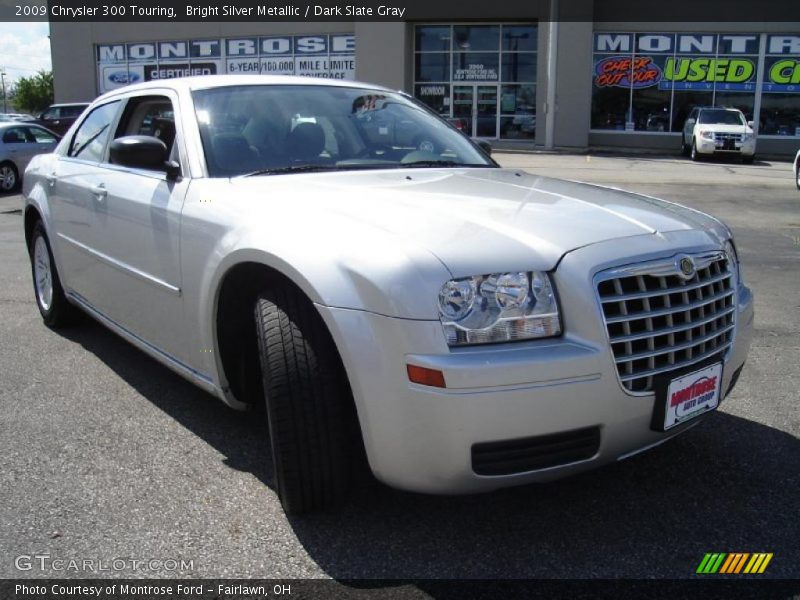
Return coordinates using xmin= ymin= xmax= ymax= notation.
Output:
xmin=39 ymin=106 xmax=63 ymax=134
xmin=47 ymin=99 xmax=123 ymax=302
xmin=81 ymin=91 xmax=190 ymax=363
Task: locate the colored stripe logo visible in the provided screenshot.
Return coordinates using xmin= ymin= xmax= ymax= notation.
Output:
xmin=697 ymin=552 xmax=773 ymax=574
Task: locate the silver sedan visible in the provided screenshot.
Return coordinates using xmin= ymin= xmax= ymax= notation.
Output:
xmin=22 ymin=76 xmax=754 ymax=514
xmin=0 ymin=122 xmax=59 ymax=192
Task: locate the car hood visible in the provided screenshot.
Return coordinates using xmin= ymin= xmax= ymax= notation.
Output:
xmin=229 ymin=168 xmax=719 ymax=276
xmin=696 ymin=123 xmax=751 ymax=134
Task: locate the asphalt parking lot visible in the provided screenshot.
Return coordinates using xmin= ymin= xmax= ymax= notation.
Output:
xmin=0 ymin=152 xmax=797 ymax=583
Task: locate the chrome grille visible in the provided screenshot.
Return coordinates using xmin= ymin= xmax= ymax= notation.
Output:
xmin=713 ymin=132 xmax=743 ymax=143
xmin=596 ymin=252 xmax=735 ymax=394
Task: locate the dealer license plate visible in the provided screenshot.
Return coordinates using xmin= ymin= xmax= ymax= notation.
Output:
xmin=662 ymin=362 xmax=723 ymax=430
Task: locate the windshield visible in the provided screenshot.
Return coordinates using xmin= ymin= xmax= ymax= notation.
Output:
xmin=698 ymin=109 xmax=745 ymax=126
xmin=192 ymin=85 xmax=494 ymax=177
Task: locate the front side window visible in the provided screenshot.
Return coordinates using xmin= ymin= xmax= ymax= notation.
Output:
xmin=193 ymin=85 xmax=494 ymax=177
xmin=29 ymin=127 xmax=58 ymax=143
xmin=68 ymin=101 xmax=120 ymax=162
xmin=114 ymin=95 xmax=177 ymax=162
xmin=2 ymin=127 xmax=31 ymax=144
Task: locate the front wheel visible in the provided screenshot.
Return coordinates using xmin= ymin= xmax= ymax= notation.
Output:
xmin=29 ymin=221 xmax=77 ymax=327
xmin=254 ymin=285 xmax=356 ymax=514
xmin=0 ymin=162 xmax=18 ymax=192
xmin=690 ymin=139 xmax=701 ymax=161
xmin=796 ymin=162 xmax=800 ymax=190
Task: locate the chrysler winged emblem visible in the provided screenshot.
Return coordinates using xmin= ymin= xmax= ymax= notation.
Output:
xmin=678 ymin=255 xmax=696 ymax=279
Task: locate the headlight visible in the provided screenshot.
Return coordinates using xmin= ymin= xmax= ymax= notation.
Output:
xmin=700 ymin=130 xmax=714 ymax=140
xmin=438 ymin=271 xmax=561 ymax=346
xmin=743 ymin=132 xmax=755 ymax=141
xmin=723 ymin=239 xmax=741 ymax=283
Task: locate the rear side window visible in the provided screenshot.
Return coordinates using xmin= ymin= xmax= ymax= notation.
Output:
xmin=42 ymin=107 xmax=60 ymax=120
xmin=68 ymin=101 xmax=120 ymax=162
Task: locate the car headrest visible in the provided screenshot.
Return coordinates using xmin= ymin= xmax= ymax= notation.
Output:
xmin=210 ymin=133 xmax=261 ymax=173
xmin=286 ymin=122 xmax=325 ymax=162
xmin=151 ymin=117 xmax=176 ymax=150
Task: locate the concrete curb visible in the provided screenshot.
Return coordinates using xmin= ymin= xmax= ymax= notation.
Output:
xmin=492 ymin=146 xmax=795 ymax=163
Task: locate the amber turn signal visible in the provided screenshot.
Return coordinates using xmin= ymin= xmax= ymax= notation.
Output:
xmin=406 ymin=364 xmax=446 ymax=388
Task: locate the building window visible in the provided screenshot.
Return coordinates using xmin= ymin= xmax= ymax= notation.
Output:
xmin=760 ymin=37 xmax=800 ymax=136
xmin=591 ymin=31 xmax=799 ymax=138
xmin=414 ymin=23 xmax=537 ymax=140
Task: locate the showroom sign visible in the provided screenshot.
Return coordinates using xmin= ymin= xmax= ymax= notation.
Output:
xmin=593 ymin=33 xmax=800 ymax=91
xmin=96 ymin=34 xmax=355 ymax=93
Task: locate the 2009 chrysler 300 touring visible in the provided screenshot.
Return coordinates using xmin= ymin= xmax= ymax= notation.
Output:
xmin=23 ymin=76 xmax=753 ymax=514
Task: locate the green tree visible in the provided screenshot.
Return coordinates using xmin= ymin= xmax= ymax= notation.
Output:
xmin=12 ymin=70 xmax=54 ymax=114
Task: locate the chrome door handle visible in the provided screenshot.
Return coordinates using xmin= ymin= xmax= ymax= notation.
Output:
xmin=91 ymin=183 xmax=107 ymax=200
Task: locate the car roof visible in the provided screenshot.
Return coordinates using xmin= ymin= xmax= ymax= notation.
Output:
xmin=0 ymin=121 xmax=48 ymax=129
xmin=697 ymin=106 xmax=742 ymax=112
xmin=49 ymin=102 xmax=90 ymax=107
xmin=94 ymin=74 xmax=396 ymax=103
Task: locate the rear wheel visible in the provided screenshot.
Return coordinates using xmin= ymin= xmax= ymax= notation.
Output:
xmin=29 ymin=221 xmax=77 ymax=327
xmin=795 ymin=161 xmax=800 ymax=190
xmin=254 ymin=285 xmax=355 ymax=514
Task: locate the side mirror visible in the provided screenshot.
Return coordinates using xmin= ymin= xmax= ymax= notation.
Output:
xmin=747 ymin=121 xmax=754 ymax=129
xmin=686 ymin=118 xmax=695 ymax=126
xmin=109 ymin=135 xmax=178 ymax=178
xmin=477 ymin=140 xmax=492 ymax=156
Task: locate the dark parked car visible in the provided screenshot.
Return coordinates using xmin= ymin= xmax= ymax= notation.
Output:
xmin=31 ymin=103 xmax=90 ymax=136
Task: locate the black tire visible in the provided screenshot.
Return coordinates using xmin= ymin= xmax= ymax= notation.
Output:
xmin=254 ymin=285 xmax=355 ymax=514
xmin=29 ymin=221 xmax=77 ymax=327
xmin=796 ymin=161 xmax=800 ymax=190
xmin=690 ymin=139 xmax=701 ymax=161
xmin=742 ymin=154 xmax=755 ymax=165
xmin=0 ymin=161 xmax=19 ymax=192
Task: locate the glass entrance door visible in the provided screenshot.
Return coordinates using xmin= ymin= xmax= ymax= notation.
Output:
xmin=452 ymin=85 xmax=498 ymax=138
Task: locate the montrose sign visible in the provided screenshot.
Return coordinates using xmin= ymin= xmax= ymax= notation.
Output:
xmin=96 ymin=34 xmax=356 ymax=93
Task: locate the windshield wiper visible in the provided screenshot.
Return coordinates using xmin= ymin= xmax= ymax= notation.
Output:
xmin=240 ymin=164 xmax=344 ymax=177
xmin=399 ymin=160 xmax=491 ymax=168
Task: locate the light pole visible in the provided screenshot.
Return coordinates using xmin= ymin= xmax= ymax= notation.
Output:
xmin=0 ymin=70 xmax=6 ymax=113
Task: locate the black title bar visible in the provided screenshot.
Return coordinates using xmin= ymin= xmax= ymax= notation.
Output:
xmin=0 ymin=0 xmax=798 ymax=22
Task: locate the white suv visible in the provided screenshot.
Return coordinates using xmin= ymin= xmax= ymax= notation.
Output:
xmin=682 ymin=107 xmax=756 ymax=163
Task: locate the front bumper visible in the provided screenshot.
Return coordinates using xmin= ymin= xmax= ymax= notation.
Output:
xmin=696 ymin=137 xmax=756 ymax=156
xmin=317 ymin=235 xmax=754 ymax=495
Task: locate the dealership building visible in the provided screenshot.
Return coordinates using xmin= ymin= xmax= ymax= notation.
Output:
xmin=49 ymin=3 xmax=800 ymax=156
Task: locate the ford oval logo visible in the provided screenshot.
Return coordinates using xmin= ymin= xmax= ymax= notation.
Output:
xmin=107 ymin=71 xmax=140 ymax=85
